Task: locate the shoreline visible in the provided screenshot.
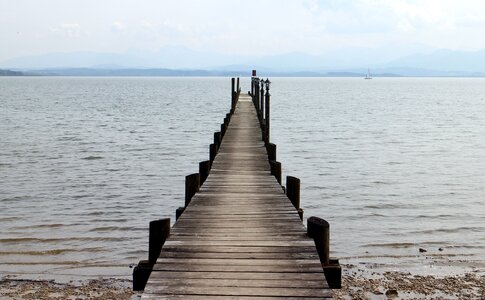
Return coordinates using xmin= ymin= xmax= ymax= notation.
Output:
xmin=2 ymin=265 xmax=483 ymax=300
xmin=334 ymin=264 xmax=484 ymax=299
xmin=0 ymin=276 xmax=138 ymax=300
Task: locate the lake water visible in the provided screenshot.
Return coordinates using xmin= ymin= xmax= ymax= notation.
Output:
xmin=1 ymin=77 xmax=484 ymax=281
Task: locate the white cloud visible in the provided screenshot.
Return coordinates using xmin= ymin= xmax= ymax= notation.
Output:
xmin=2 ymin=0 xmax=485 ymax=61
xmin=51 ymin=23 xmax=81 ymax=37
xmin=140 ymin=21 xmax=154 ymax=29
xmin=397 ymin=18 xmax=415 ymax=33
xmin=111 ymin=21 xmax=125 ymax=32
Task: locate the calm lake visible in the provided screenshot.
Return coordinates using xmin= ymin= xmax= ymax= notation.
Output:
xmin=1 ymin=77 xmax=484 ymax=280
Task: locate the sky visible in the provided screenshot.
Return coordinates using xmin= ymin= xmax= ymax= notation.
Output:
xmin=1 ymin=0 xmax=485 ymax=62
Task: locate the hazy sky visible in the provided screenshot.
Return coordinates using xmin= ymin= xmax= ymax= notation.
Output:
xmin=2 ymin=0 xmax=485 ymax=61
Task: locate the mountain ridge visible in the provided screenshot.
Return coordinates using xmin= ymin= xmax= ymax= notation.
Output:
xmin=2 ymin=47 xmax=485 ymax=77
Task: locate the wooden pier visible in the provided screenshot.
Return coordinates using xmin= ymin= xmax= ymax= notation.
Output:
xmin=134 ymin=75 xmax=341 ymax=299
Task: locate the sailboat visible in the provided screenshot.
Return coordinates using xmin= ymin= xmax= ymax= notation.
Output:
xmin=364 ymin=68 xmax=372 ymax=79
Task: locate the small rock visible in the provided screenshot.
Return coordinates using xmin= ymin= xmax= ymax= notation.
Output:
xmin=373 ymin=289 xmax=383 ymax=295
xmin=419 ymin=248 xmax=427 ymax=253
xmin=438 ymin=247 xmax=443 ymax=251
xmin=385 ymin=289 xmax=399 ymax=298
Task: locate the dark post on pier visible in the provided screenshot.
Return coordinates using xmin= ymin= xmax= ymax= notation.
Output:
xmin=133 ymin=73 xmax=341 ymax=298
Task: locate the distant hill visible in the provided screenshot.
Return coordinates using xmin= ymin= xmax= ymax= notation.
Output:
xmin=0 ymin=48 xmax=245 ymax=70
xmin=22 ymin=68 xmax=251 ymax=77
xmin=2 ymin=47 xmax=485 ymax=77
xmin=384 ymin=49 xmax=485 ymax=73
xmin=0 ymin=69 xmax=25 ymax=76
xmin=11 ymin=68 xmax=403 ymax=77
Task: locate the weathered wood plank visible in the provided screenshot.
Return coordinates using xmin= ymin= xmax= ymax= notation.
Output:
xmin=159 ymin=245 xmax=318 ymax=254
xmin=148 ymin=271 xmax=326 ymax=281
xmin=158 ymin=251 xmax=320 ymax=260
xmin=143 ymin=286 xmax=333 ymax=298
xmin=142 ymin=295 xmax=332 ymax=300
xmin=151 ymin=265 xmax=324 ymax=274
xmin=168 ymin=234 xmax=310 ymax=241
xmin=163 ymin=240 xmax=315 ymax=247
xmin=155 ymin=258 xmax=323 ymax=266
xmin=145 ymin=278 xmax=326 ymax=289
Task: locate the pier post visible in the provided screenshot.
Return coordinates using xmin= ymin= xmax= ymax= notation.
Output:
xmin=231 ymin=77 xmax=235 ymax=112
xmin=260 ymin=93 xmax=264 ymax=132
xmin=270 ymin=160 xmax=281 ymax=184
xmin=255 ymin=79 xmax=260 ymax=120
xmin=175 ymin=207 xmax=185 ymax=220
xmin=133 ymin=218 xmax=171 ymax=290
xmin=133 ymin=260 xmax=151 ymax=291
xmin=307 ymin=216 xmax=341 ymax=289
xmin=267 ymin=143 xmax=276 ymax=161
xmin=214 ymin=131 xmax=222 ymax=148
xmin=264 ymin=79 xmax=271 ymax=143
xmin=185 ymin=173 xmax=200 ymax=206
xmin=199 ymin=160 xmax=211 ymax=184
xmin=286 ymin=176 xmax=300 ymax=210
xmin=209 ymin=143 xmax=217 ymax=163
xmin=260 ymin=79 xmax=265 ymax=126
xmin=149 ymin=218 xmax=171 ymax=265
xmin=307 ymin=216 xmax=329 ymax=265
xmin=254 ymin=80 xmax=260 ymax=115
xmin=221 ymin=123 xmax=226 ymax=138
xmin=298 ymin=208 xmax=304 ymax=221
xmin=251 ymin=70 xmax=257 ymax=96
xmin=236 ymin=77 xmax=240 ymax=94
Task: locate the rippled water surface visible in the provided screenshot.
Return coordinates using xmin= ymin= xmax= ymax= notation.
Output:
xmin=1 ymin=77 xmax=484 ymax=279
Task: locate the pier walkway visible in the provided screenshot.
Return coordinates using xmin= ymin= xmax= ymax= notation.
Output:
xmin=135 ymin=79 xmax=339 ymax=299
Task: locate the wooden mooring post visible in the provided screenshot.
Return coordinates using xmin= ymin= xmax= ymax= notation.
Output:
xmin=133 ymin=74 xmax=340 ymax=297
xmin=133 ymin=218 xmax=170 ymax=291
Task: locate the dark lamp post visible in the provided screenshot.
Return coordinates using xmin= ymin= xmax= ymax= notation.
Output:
xmin=265 ymin=78 xmax=271 ymax=91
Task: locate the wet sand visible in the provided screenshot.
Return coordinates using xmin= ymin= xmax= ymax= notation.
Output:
xmin=333 ymin=264 xmax=484 ymax=299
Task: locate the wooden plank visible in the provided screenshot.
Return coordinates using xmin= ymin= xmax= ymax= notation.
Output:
xmin=155 ymin=258 xmax=322 ymax=266
xmin=158 ymin=251 xmax=320 ymax=260
xmin=145 ymin=278 xmax=326 ymax=289
xmin=167 ymin=235 xmax=309 ymax=241
xmin=169 ymin=229 xmax=307 ymax=235
xmin=143 ymin=286 xmax=333 ymax=298
xmin=163 ymin=240 xmax=315 ymax=247
xmin=151 ymin=265 xmax=324 ymax=273
xmin=160 ymin=245 xmax=317 ymax=253
xmin=142 ymin=296 xmax=332 ymax=300
xmin=148 ymin=271 xmax=326 ymax=281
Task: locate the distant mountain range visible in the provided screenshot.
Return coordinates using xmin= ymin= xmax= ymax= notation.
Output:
xmin=2 ymin=47 xmax=485 ymax=77
xmin=0 ymin=69 xmax=25 ymax=76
